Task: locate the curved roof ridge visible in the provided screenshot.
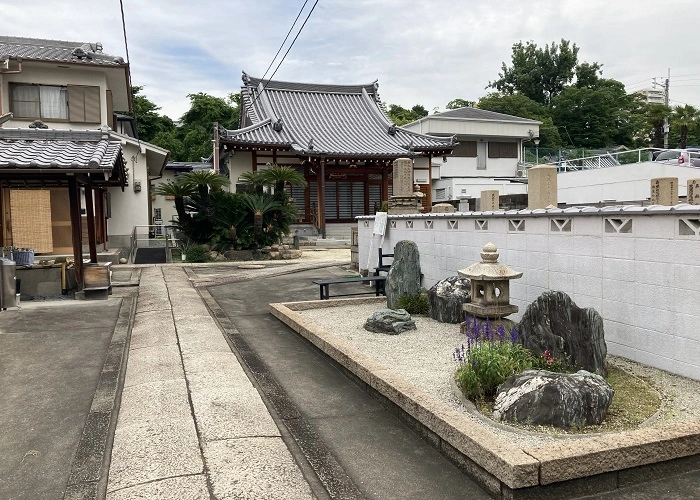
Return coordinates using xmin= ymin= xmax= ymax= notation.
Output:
xmin=242 ymin=71 xmax=378 ymax=95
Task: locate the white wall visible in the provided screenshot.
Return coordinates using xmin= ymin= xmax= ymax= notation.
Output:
xmin=405 ymin=117 xmax=536 ymax=139
xmin=151 ymin=169 xmax=180 ymax=226
xmin=433 ymin=178 xmax=527 ymax=203
xmin=358 ymin=207 xmax=700 ymax=381
xmin=1 ymin=64 xmax=111 ymax=129
xmin=228 ymin=151 xmax=253 ymax=192
xmin=107 ymin=142 xmax=150 ymax=246
xmin=558 ymin=162 xmax=698 ymax=204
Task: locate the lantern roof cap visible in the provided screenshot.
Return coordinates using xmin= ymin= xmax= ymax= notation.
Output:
xmin=457 ymin=243 xmax=523 ymax=281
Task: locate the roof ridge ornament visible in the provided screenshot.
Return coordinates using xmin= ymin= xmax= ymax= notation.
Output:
xmin=273 ymin=118 xmax=283 ymax=132
xmin=28 ymin=120 xmax=48 ymax=129
xmin=387 ymin=124 xmax=397 ymax=136
xmin=307 ymin=137 xmax=314 ymax=151
xmin=242 ymin=72 xmax=251 ymax=85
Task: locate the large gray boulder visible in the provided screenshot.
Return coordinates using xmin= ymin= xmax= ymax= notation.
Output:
xmin=385 ymin=240 xmax=421 ymax=309
xmin=428 ymin=276 xmax=471 ymax=323
xmin=516 ymin=291 xmax=607 ymax=376
xmin=493 ymin=369 xmax=614 ymax=428
xmin=364 ymin=309 xmax=416 ymax=334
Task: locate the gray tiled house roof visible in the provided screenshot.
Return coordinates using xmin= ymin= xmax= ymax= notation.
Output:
xmin=0 ymin=36 xmax=125 ymax=66
xmin=0 ymin=128 xmax=124 ymax=173
xmin=430 ymin=107 xmax=541 ymax=123
xmin=223 ymin=72 xmax=455 ymax=158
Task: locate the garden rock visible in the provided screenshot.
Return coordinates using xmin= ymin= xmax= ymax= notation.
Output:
xmin=364 ymin=309 xmax=416 ymax=334
xmin=516 ymin=291 xmax=607 ymax=376
xmin=385 ymin=240 xmax=421 ymax=309
xmin=493 ymin=369 xmax=614 ymax=428
xmin=428 ymin=276 xmax=470 ymax=323
xmin=223 ymin=250 xmax=254 ymax=261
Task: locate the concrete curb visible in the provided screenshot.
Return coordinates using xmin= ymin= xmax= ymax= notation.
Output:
xmin=64 ymin=295 xmax=135 ymax=500
xmin=270 ymin=298 xmax=700 ymax=499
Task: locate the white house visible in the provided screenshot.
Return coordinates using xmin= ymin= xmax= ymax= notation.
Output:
xmin=402 ymin=107 xmax=541 ymax=208
xmin=0 ymin=36 xmax=169 ymax=253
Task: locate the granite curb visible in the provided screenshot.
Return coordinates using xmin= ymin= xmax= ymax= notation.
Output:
xmin=270 ymin=298 xmax=700 ymax=499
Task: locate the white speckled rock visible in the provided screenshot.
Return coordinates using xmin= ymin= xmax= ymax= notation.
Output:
xmin=493 ymin=369 xmax=614 ymax=428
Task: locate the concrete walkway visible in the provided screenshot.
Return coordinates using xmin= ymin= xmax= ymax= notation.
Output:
xmin=107 ymin=265 xmax=313 ymax=498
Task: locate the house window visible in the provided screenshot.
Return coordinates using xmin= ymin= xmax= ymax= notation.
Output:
xmin=10 ymin=84 xmax=68 ymax=120
xmin=10 ymin=83 xmax=101 ymax=123
xmin=436 ymin=188 xmax=446 ymax=200
xmin=450 ymin=141 xmax=477 ymax=157
xmin=488 ymin=142 xmax=518 ymax=158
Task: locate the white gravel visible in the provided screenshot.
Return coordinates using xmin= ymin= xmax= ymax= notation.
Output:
xmin=297 ymin=302 xmax=700 ymax=450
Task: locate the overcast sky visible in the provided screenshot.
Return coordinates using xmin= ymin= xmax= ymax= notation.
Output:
xmin=3 ymin=0 xmax=698 ymax=120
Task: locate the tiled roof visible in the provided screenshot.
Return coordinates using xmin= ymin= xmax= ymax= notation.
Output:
xmin=0 ymin=36 xmax=125 ymax=66
xmin=224 ymin=72 xmax=455 ymax=158
xmin=0 ymin=128 xmax=123 ymax=171
xmin=429 ymin=107 xmax=541 ymax=123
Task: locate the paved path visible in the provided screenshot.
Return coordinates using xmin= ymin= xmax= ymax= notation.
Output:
xmin=0 ymin=298 xmax=128 ymax=499
xmin=107 ymin=265 xmax=313 ymax=499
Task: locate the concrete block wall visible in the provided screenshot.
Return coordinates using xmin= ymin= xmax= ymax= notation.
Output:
xmin=358 ymin=206 xmax=700 ymax=381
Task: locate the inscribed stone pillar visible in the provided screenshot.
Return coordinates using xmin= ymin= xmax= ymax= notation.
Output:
xmin=650 ymin=177 xmax=678 ymax=206
xmin=687 ymin=178 xmax=700 ymax=205
xmin=481 ymin=190 xmax=500 ymax=211
xmin=392 ymin=158 xmax=414 ymax=197
xmin=431 ymin=203 xmax=455 ymax=213
xmin=385 ymin=240 xmax=421 ymax=309
xmin=527 ymin=165 xmax=558 ymax=210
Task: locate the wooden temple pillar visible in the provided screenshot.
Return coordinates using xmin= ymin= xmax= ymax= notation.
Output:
xmin=381 ymin=163 xmax=389 ymax=203
xmin=84 ymin=185 xmax=98 ymax=263
xmin=68 ymin=177 xmax=84 ymax=288
xmin=317 ymin=159 xmax=326 ymax=238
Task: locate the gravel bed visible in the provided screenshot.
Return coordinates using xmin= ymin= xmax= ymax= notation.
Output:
xmin=297 ymin=302 xmax=700 ymax=451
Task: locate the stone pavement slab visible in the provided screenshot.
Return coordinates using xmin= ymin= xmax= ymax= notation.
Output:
xmin=108 ymin=265 xmax=315 ymax=498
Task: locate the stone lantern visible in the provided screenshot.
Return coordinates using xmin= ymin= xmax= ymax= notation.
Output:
xmin=458 ymin=243 xmax=522 ymax=332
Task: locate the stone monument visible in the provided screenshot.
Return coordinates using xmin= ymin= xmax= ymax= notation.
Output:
xmin=480 ymin=190 xmax=500 ymax=211
xmin=527 ymin=165 xmax=557 ymax=209
xmin=687 ymin=178 xmax=700 ymax=205
xmin=431 ymin=203 xmax=456 ymax=213
xmin=388 ymin=158 xmax=425 ymax=214
xmin=651 ymin=177 xmax=679 ymax=205
xmin=457 ymin=243 xmax=522 ymax=334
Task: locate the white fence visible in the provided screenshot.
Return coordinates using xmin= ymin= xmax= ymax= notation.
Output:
xmin=358 ymin=205 xmax=700 ymax=381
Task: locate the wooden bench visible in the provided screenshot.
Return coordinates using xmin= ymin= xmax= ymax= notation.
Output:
xmin=312 ymin=276 xmax=387 ymax=300
xmin=373 ymin=248 xmax=394 ymax=276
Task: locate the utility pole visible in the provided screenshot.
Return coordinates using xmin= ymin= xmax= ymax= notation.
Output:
xmin=213 ymin=122 xmax=220 ymax=174
xmin=663 ymin=68 xmax=670 ymax=149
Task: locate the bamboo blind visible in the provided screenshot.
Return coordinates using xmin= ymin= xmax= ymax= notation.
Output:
xmin=9 ymin=189 xmax=54 ymax=253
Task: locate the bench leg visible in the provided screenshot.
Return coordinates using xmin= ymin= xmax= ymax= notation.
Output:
xmin=320 ymin=284 xmax=330 ymax=300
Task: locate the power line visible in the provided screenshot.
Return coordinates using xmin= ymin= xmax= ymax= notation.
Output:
xmin=259 ymin=0 xmax=309 ymax=82
xmin=249 ymin=0 xmax=320 ymax=111
xmin=119 ymin=0 xmax=138 ymax=143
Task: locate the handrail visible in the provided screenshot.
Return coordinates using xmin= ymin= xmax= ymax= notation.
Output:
xmin=129 ymin=225 xmax=180 ymax=264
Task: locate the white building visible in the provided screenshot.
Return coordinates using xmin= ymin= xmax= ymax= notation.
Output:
xmin=402 ymin=107 xmax=540 ymax=208
xmin=0 ymin=36 xmax=169 ymax=252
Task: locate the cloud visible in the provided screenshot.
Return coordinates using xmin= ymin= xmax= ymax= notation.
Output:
xmin=2 ymin=0 xmax=698 ymax=118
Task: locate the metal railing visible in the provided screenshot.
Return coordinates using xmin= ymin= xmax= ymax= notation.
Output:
xmin=128 ymin=225 xmax=181 ymax=264
xmin=519 ymin=148 xmax=683 ymax=176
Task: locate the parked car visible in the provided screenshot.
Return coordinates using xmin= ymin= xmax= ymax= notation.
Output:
xmin=652 ymin=149 xmax=700 ymax=166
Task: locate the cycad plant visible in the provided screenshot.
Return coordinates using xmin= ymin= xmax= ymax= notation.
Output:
xmin=179 ymin=170 xmax=230 ymax=199
xmin=153 ymin=180 xmax=195 ymax=222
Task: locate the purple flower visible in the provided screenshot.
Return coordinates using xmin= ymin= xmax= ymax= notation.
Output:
xmin=510 ymin=327 xmax=519 ymax=344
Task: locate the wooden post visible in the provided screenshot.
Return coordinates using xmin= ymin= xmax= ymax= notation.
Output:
xmin=84 ymin=186 xmax=98 ymax=263
xmin=426 ymin=153 xmax=433 ymax=208
xmin=318 ymin=159 xmax=326 ymax=238
xmin=381 ymin=163 xmax=389 ymax=203
xmin=68 ymin=177 xmax=84 ymax=288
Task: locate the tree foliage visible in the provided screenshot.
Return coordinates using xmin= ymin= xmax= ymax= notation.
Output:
xmin=446 ymin=98 xmax=476 ymax=110
xmin=489 ymin=39 xmax=580 ymax=106
xmin=123 ymin=88 xmax=241 ymax=162
xmin=387 ymin=103 xmax=429 ymax=125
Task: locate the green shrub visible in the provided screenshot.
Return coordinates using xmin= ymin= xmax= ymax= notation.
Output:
xmin=397 ymin=293 xmax=429 ymax=315
xmin=185 ymin=244 xmax=209 ymax=263
xmin=454 ymin=341 xmax=536 ymax=400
